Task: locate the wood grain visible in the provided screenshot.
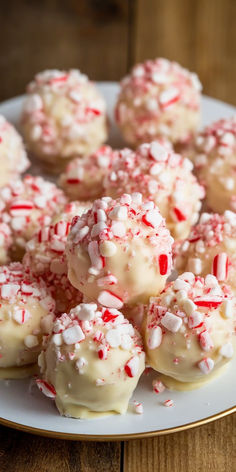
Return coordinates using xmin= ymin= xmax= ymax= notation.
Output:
xmin=124 ymin=414 xmax=236 ymax=472
xmin=132 ymin=0 xmax=236 ymax=105
xmin=0 ymin=0 xmax=129 ymax=100
xmin=0 ymin=425 xmax=121 ymax=472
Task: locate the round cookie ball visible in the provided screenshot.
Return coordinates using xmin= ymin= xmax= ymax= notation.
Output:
xmin=104 ymin=142 xmax=204 ymax=240
xmin=0 ymin=115 xmax=29 ymax=187
xmin=0 ymin=262 xmax=56 ymax=378
xmin=0 ymin=175 xmax=67 ymax=260
xmin=66 ymin=193 xmax=173 ymax=307
xmin=115 ymin=58 xmax=202 ymax=148
xmin=59 ymin=145 xmax=118 ymax=201
xmin=37 ymin=302 xmax=145 ymax=417
xmin=143 ymin=272 xmax=236 ymax=387
xmin=21 ymin=69 xmax=108 ymax=172
xmin=23 ymin=218 xmax=83 ymax=313
xmin=174 ymin=211 xmax=236 ymax=292
xmin=192 ymin=117 xmax=236 ymax=213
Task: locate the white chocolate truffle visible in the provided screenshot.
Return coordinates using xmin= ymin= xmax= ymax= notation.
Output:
xmin=0 ymin=115 xmax=29 ymax=187
xmin=143 ymin=272 xmax=236 ymax=385
xmin=66 ymin=194 xmax=173 ymax=307
xmin=174 ymin=211 xmax=236 ymax=292
xmin=115 ymin=58 xmax=202 ymax=148
xmin=23 ymin=218 xmax=83 ymax=314
xmin=0 ymin=175 xmax=67 ymax=260
xmin=0 ymin=262 xmax=55 ymax=375
xmin=52 ymin=200 xmax=92 ymax=225
xmin=59 ymin=146 xmax=118 ymax=201
xmin=104 ymin=142 xmax=204 ymax=240
xmin=21 ymin=69 xmax=108 ymax=171
xmin=192 ymin=117 xmax=236 ymax=213
xmin=37 ymin=303 xmax=145 ymax=418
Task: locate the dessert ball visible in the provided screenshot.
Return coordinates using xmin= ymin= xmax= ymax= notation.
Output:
xmin=192 ymin=117 xmax=236 ymax=214
xmin=0 ymin=222 xmax=13 ymax=265
xmin=37 ymin=303 xmax=145 ymax=417
xmin=143 ymin=272 xmax=236 ymax=386
xmin=59 ymin=145 xmax=118 ymax=201
xmin=21 ymin=69 xmax=108 ymax=171
xmin=66 ymin=194 xmax=173 ymax=307
xmin=23 ymin=218 xmax=83 ymax=313
xmin=0 ymin=262 xmax=55 ymax=377
xmin=104 ymin=142 xmax=204 ymax=240
xmin=52 ymin=200 xmax=92 ymax=224
xmin=115 ymin=58 xmax=202 ymax=148
xmin=174 ymin=211 xmax=236 ymax=292
xmin=0 ymin=115 xmax=29 ymax=187
xmin=0 ymin=175 xmax=67 ymax=260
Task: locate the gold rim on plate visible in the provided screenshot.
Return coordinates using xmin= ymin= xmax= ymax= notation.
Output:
xmin=0 ymin=405 xmax=235 ymax=441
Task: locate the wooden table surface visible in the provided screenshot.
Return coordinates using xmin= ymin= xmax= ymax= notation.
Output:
xmin=0 ymin=1 xmax=235 ymax=470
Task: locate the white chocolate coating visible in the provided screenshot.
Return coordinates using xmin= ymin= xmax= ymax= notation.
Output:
xmin=0 ymin=175 xmax=67 ymax=260
xmin=59 ymin=146 xmax=118 ymax=201
xmin=143 ymin=272 xmax=236 ymax=384
xmin=0 ymin=115 xmax=29 ymax=187
xmin=38 ymin=303 xmax=145 ymax=417
xmin=66 ymin=194 xmax=173 ymax=307
xmin=21 ymin=69 xmax=108 ymax=170
xmin=23 ymin=218 xmax=83 ymax=314
xmin=0 ymin=263 xmax=55 ymax=375
xmin=174 ymin=211 xmax=236 ymax=293
xmin=104 ymin=142 xmax=204 ymax=240
xmin=115 ymin=58 xmax=202 ymax=148
xmin=192 ymin=117 xmax=236 ymax=213
xmin=52 ymin=200 xmax=92 ymax=224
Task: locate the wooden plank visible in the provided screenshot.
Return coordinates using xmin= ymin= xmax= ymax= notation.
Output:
xmin=0 ymin=0 xmax=129 ymax=101
xmin=131 ymin=0 xmax=236 ymax=105
xmin=0 ymin=425 xmax=121 ymax=472
xmin=124 ymin=414 xmax=236 ymax=472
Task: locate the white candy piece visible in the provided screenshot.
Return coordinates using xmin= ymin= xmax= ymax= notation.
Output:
xmin=62 ymin=325 xmax=85 ymax=345
xmin=161 ymin=312 xmax=182 ymax=332
xmin=148 ymin=326 xmax=162 ymax=349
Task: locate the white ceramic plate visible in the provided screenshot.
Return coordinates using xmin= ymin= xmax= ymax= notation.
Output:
xmin=0 ymin=83 xmax=235 ymax=440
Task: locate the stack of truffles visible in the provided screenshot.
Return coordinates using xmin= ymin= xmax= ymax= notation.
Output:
xmin=0 ymin=61 xmax=235 ymax=419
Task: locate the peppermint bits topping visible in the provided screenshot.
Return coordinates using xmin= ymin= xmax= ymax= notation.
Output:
xmin=145 ymin=272 xmax=236 ymax=382
xmin=67 ymin=194 xmax=173 ymax=306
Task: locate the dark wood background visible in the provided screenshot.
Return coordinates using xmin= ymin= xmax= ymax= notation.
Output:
xmin=0 ymin=1 xmax=235 ymax=470
xmin=0 ymin=0 xmax=236 ymax=105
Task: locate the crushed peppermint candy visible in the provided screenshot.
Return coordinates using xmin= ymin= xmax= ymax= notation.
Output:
xmin=145 ymin=272 xmax=236 ymax=380
xmin=66 ymin=194 xmax=173 ymax=306
xmin=59 ymin=146 xmax=119 ymax=201
xmin=115 ymin=58 xmax=202 ymax=147
xmin=0 ymin=114 xmax=29 ymax=185
xmin=175 ymin=211 xmax=236 ymax=286
xmin=103 ymin=142 xmax=204 ymax=239
xmin=37 ymin=303 xmax=145 ymax=410
xmin=22 ymin=69 xmax=107 ymax=162
xmin=0 ymin=175 xmax=67 ymax=257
